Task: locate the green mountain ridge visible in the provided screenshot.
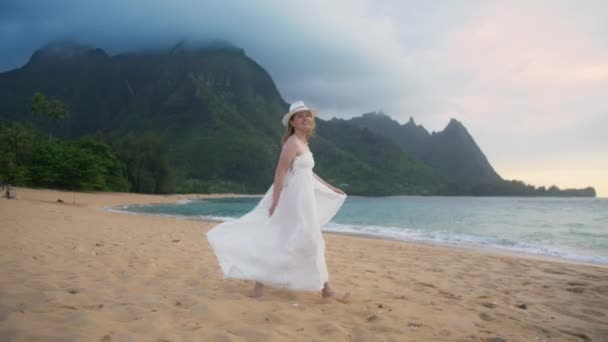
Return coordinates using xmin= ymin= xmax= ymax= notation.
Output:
xmin=349 ymin=112 xmax=501 ymax=184
xmin=0 ymin=41 xmax=596 ymax=197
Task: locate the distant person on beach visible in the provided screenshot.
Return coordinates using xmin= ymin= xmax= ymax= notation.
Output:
xmin=207 ymin=101 xmax=350 ymax=302
xmin=4 ymin=184 xmax=17 ymax=199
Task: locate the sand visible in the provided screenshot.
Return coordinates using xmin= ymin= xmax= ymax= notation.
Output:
xmin=1 ymin=187 xmax=607 ymax=341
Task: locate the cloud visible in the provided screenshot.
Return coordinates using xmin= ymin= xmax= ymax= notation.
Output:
xmin=1 ymin=0 xmax=606 ymax=194
xmin=412 ymin=2 xmax=608 ymax=153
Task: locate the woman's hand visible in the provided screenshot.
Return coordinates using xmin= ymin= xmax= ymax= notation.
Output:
xmin=332 ymin=187 xmax=346 ymax=196
xmin=313 ymin=172 xmax=346 ymax=196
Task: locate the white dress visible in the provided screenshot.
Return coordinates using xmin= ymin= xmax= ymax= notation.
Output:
xmin=206 ymin=151 xmax=346 ymax=291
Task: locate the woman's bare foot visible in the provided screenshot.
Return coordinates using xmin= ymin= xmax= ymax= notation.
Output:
xmin=322 ymin=283 xmax=350 ymax=303
xmin=249 ymin=282 xmax=264 ymax=298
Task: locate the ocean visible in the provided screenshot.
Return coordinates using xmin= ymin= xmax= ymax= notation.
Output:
xmin=111 ymin=196 xmax=608 ymax=265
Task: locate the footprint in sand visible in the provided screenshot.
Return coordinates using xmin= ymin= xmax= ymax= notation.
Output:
xmin=559 ymin=329 xmax=591 ymax=342
xmin=439 ymin=290 xmax=461 ymax=300
xmin=543 ymin=268 xmax=566 ymax=275
xmin=407 ymin=322 xmax=423 ymax=331
xmin=418 ymin=282 xmax=435 ymax=288
xmin=479 ymin=313 xmax=493 ymax=321
xmin=579 ymin=272 xmax=602 ymax=280
xmin=83 ymin=304 xmax=104 ymax=310
xmin=567 ymin=281 xmax=589 ymax=286
xmin=566 ymin=287 xmax=585 ymax=294
xmin=483 ymin=337 xmax=507 ymax=342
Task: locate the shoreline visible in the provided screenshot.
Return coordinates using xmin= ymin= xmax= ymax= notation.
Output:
xmin=328 ymin=230 xmax=608 ymax=269
xmin=2 ymin=187 xmax=607 ymax=341
xmin=108 ymin=197 xmax=608 ymax=269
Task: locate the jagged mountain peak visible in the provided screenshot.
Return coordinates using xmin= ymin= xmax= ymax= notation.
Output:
xmin=348 ymin=112 xmax=500 ymax=184
xmin=28 ymin=40 xmax=246 ymax=67
xmin=26 ymin=41 xmax=109 ymax=67
xmin=36 ymin=41 xmax=106 ymax=59
xmin=356 ymin=112 xmax=430 ymax=135
xmin=42 ymin=41 xmax=96 ymax=54
xmin=117 ymin=40 xmax=245 ymax=58
xmin=403 ymin=116 xmax=429 ymax=134
xmin=431 ymin=118 xmax=469 ymax=138
xmin=361 ymin=111 xmax=390 ymax=119
xmin=444 ymin=118 xmax=465 ymax=130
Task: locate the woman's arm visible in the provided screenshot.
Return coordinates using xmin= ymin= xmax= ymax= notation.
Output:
xmin=269 ymin=142 xmax=298 ymax=216
xmin=313 ymin=172 xmax=346 ymax=195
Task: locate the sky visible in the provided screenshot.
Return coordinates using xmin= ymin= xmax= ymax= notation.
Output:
xmin=1 ymin=0 xmax=607 ymax=196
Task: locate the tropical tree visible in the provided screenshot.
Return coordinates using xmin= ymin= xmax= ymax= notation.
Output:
xmin=30 ymin=92 xmax=69 ymax=138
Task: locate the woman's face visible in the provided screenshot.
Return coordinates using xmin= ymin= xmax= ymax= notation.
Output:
xmin=290 ymin=110 xmax=314 ymax=131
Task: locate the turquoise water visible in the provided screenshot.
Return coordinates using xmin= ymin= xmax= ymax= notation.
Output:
xmin=113 ymin=196 xmax=608 ymax=265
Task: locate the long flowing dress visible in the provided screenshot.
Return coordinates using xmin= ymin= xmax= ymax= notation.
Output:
xmin=206 ymin=151 xmax=346 ymax=291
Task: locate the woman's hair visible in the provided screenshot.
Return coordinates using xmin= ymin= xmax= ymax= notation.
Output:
xmin=281 ymin=111 xmax=316 ymax=144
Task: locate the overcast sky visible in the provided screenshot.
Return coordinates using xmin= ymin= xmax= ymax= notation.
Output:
xmin=1 ymin=0 xmax=607 ymax=195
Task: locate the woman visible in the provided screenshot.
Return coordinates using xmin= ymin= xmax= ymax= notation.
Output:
xmin=207 ymin=101 xmax=349 ymax=302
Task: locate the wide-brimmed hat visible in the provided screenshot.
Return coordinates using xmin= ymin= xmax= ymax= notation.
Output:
xmin=282 ymin=101 xmax=317 ymax=127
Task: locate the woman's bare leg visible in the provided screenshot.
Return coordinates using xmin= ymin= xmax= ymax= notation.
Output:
xmin=250 ymin=282 xmax=264 ymax=298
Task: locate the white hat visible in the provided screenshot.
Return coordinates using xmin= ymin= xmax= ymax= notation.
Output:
xmin=282 ymin=101 xmax=317 ymax=127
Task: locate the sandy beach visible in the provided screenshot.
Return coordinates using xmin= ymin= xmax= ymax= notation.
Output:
xmin=1 ymin=187 xmax=607 ymax=341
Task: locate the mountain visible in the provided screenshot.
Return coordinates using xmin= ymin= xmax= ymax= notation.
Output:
xmin=0 ymin=41 xmax=594 ymax=196
xmin=0 ymin=41 xmax=451 ymax=195
xmin=349 ymin=112 xmax=501 ymax=184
